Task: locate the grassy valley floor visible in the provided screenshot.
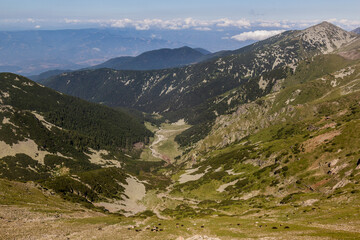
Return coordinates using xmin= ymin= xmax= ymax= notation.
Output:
xmin=1 ymin=189 xmax=359 ymax=240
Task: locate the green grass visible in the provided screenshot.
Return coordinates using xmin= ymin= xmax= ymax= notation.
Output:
xmin=141 ymin=122 xmax=190 ymax=163
xmin=140 ymin=146 xmax=163 ymax=162
xmin=0 ymin=178 xmax=87 ymax=213
xmin=144 ymin=122 xmax=158 ymax=133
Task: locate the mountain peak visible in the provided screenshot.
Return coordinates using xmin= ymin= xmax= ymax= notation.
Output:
xmin=304 ymin=21 xmax=345 ymax=33
xmin=316 ymin=21 xmax=337 ymax=28
xmin=298 ymin=21 xmax=357 ymax=54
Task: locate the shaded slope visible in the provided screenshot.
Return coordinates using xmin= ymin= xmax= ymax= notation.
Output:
xmin=0 ymin=73 xmax=152 ymax=152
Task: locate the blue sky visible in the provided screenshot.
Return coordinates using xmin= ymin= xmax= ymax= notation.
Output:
xmin=0 ymin=0 xmax=359 ymax=30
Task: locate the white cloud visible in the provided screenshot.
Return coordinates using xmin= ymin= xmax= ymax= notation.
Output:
xmin=231 ymin=30 xmax=285 ymax=41
xmin=108 ymin=18 xmax=250 ymax=30
xmin=327 ymin=18 xmax=360 ymax=29
xmin=254 ymin=19 xmax=321 ymax=29
xmin=1 ymin=17 xmax=358 ymax=31
xmin=27 ymin=18 xmax=36 ymax=23
xmin=194 ymin=27 xmax=212 ymax=31
xmin=215 ymin=18 xmax=251 ymax=28
xmin=34 ymin=25 xmax=41 ymax=29
xmin=257 ymin=21 xmax=292 ymax=28
xmin=64 ymin=18 xmax=82 ymax=24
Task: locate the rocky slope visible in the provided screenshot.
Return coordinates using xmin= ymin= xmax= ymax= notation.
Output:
xmin=167 ymin=49 xmax=360 ymax=211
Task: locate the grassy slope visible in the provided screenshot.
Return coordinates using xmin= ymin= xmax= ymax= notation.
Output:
xmin=145 ymin=55 xmax=360 ymax=238
xmin=3 ymin=54 xmax=360 ymax=239
xmin=172 ymin=55 xmax=360 ymax=198
xmin=1 ymin=176 xmax=359 ymax=239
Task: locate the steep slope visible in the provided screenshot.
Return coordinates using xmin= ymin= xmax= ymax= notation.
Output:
xmin=0 ymin=73 xmax=159 ymax=211
xmin=90 ymin=46 xmax=207 ymax=70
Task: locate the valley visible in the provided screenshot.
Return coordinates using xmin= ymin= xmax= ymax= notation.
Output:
xmin=1 ymin=21 xmax=360 ymax=239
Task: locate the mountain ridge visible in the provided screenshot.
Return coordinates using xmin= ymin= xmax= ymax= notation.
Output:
xmin=43 ymin=22 xmax=359 ymax=147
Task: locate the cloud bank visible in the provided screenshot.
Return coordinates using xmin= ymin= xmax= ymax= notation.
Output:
xmin=231 ymin=30 xmax=286 ymax=41
xmin=0 ymin=17 xmax=359 ymax=32
xmin=62 ymin=18 xmax=360 ymax=31
xmin=108 ymin=18 xmax=251 ymax=30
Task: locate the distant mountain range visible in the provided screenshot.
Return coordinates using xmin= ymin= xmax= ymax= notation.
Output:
xmin=0 ymin=28 xmax=187 ymax=75
xmin=353 ymin=27 xmax=360 ymax=34
xmin=29 ymin=46 xmax=213 ymax=82
xmin=89 ymin=46 xmax=211 ymax=70
xmin=0 ymin=27 xmax=263 ymax=76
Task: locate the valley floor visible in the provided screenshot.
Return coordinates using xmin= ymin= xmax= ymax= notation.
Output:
xmin=1 ymin=200 xmax=360 ymax=240
xmin=140 ymin=121 xmax=190 ymax=163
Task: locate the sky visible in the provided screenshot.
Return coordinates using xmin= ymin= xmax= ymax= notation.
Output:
xmin=0 ymin=0 xmax=359 ymax=31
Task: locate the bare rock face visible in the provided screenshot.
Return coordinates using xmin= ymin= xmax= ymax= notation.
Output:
xmin=297 ymin=21 xmax=358 ymax=54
